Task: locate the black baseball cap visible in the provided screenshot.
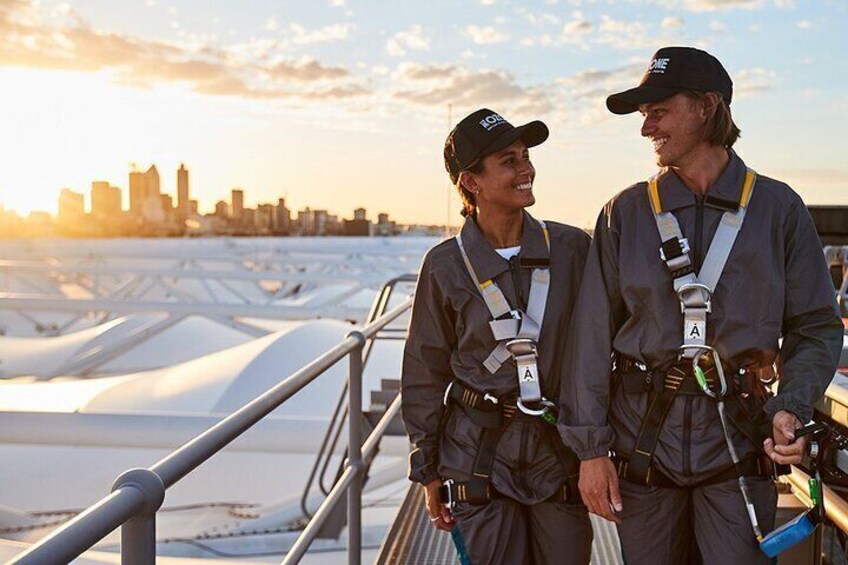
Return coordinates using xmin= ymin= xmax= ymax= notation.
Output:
xmin=606 ymin=46 xmax=733 ymax=115
xmin=444 ymin=108 xmax=548 ymax=181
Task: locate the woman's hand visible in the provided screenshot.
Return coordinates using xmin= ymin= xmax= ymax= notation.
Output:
xmin=424 ymin=479 xmax=455 ymax=531
xmin=578 ymin=456 xmax=622 ymax=524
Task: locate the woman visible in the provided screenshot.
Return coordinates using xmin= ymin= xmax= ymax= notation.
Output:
xmin=401 ymin=108 xmax=593 ymax=564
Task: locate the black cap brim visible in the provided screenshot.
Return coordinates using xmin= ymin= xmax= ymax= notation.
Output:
xmin=479 ymin=120 xmax=549 ymax=160
xmin=606 ymin=85 xmax=687 ymax=115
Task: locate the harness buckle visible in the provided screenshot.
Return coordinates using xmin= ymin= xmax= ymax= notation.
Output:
xmin=505 ymin=337 xmax=537 ymax=357
xmin=442 ymin=381 xmax=455 ymax=407
xmin=483 ymin=392 xmax=499 ymax=405
xmin=676 ymin=282 xmax=712 ymax=313
xmin=442 ymin=479 xmax=455 ymax=509
xmin=659 ymin=237 xmax=690 ymax=262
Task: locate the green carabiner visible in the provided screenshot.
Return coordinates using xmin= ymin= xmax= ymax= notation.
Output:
xmin=541 ymin=411 xmax=557 ymax=426
xmin=694 ymin=365 xmax=709 ymax=394
xmin=809 ymin=477 xmax=822 ymax=507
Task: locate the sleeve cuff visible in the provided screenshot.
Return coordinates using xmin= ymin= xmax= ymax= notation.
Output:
xmin=574 ymin=445 xmax=613 ymax=461
xmin=764 ymin=395 xmax=812 ymax=424
xmin=408 ymin=451 xmax=440 ymax=485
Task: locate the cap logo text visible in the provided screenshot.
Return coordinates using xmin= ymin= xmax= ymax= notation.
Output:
xmin=479 ymin=113 xmax=505 ymax=131
xmin=649 ymin=57 xmax=670 ymax=73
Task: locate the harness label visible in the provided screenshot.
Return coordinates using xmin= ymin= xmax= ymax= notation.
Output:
xmin=685 ymin=320 xmax=704 ymax=340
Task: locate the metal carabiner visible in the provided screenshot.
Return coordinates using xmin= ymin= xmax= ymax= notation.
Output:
xmin=517 ymin=397 xmax=554 ymax=417
xmin=688 ymin=345 xmax=728 ymax=398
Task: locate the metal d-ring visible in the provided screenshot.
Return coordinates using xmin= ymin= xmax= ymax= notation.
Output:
xmin=517 ymin=397 xmax=554 ymax=417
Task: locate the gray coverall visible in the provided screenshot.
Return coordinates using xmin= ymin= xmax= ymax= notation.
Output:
xmin=402 ymin=212 xmax=593 ymax=564
xmin=559 ymin=151 xmax=843 ymax=564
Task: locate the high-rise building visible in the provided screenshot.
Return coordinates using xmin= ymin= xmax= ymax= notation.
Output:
xmin=129 ymin=170 xmax=144 ymax=216
xmin=276 ymin=198 xmax=291 ymax=233
xmin=58 ymin=188 xmax=85 ymax=226
xmin=91 ymin=181 xmax=121 ymax=220
xmin=257 ymin=204 xmax=275 ymax=230
xmin=177 ymin=164 xmax=189 ymax=220
xmin=231 ymin=189 xmax=244 ymax=222
xmin=129 ymin=164 xmax=163 ymax=223
xmin=354 ymin=208 xmax=367 ymax=221
xmin=214 ymin=200 xmax=229 ymax=218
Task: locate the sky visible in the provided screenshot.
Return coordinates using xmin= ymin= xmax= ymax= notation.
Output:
xmin=0 ymin=0 xmax=845 ymax=229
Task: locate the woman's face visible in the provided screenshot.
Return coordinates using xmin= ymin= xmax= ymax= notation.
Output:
xmin=467 ymin=140 xmax=535 ymax=215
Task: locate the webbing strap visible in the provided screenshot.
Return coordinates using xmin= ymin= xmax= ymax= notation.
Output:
xmin=518 ymin=267 xmax=550 ymax=339
xmin=621 ymin=368 xmax=684 ymax=485
xmin=457 ymin=233 xmax=513 ymax=319
xmin=471 ymin=404 xmax=518 ymax=479
xmin=698 ymin=169 xmax=757 ymax=291
xmin=483 ymin=342 xmax=511 ymax=374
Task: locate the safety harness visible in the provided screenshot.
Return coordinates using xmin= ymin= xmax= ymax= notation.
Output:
xmin=617 ymin=168 xmax=779 ymax=488
xmin=455 ymin=219 xmax=553 ymax=413
xmin=439 ymin=219 xmax=578 ymax=507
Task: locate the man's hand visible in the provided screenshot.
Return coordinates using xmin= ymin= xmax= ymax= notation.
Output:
xmin=764 ymin=410 xmax=806 ymax=465
xmin=578 ymin=456 xmax=622 ymax=524
xmin=424 ymin=479 xmax=454 ymax=531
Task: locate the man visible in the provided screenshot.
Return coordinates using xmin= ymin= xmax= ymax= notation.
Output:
xmin=559 ymin=46 xmax=843 ymax=564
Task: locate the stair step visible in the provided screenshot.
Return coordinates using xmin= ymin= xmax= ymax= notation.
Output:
xmin=371 ymin=389 xmax=399 ymax=408
xmin=381 ymin=378 xmax=401 ymax=392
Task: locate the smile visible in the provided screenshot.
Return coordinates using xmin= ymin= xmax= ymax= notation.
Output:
xmin=516 ymin=182 xmax=532 ymax=191
xmin=651 ymin=136 xmax=669 ymax=151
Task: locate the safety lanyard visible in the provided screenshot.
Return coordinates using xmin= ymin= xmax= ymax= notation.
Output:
xmin=649 ymin=168 xmax=757 ymax=359
xmin=455 ymin=219 xmax=551 ymax=404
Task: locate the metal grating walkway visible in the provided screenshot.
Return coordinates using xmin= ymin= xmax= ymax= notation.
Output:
xmin=376 ymin=484 xmax=623 ymax=564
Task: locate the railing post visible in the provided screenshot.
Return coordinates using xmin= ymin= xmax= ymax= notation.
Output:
xmin=346 ymin=330 xmax=366 ymax=565
xmin=111 ymin=468 xmax=165 ymax=565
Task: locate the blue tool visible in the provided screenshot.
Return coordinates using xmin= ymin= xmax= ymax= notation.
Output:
xmin=760 ymin=422 xmax=826 ymax=557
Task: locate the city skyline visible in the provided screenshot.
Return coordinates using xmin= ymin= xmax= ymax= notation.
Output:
xmin=0 ymin=1 xmax=846 ymax=230
xmin=1 ymin=160 xmax=419 ymax=238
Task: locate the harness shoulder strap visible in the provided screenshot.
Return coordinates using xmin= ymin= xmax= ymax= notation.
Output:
xmin=456 ymin=233 xmax=512 ymax=320
xmin=698 ymin=168 xmax=757 ymax=292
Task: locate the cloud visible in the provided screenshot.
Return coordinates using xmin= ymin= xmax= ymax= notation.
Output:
xmin=386 ymin=24 xmax=430 ymax=57
xmin=674 ymin=0 xmax=765 ymax=11
xmin=796 ymin=19 xmax=812 ymax=29
xmin=0 ymin=1 xmax=366 ymax=102
xmin=709 ymin=20 xmax=728 ymax=32
xmin=661 ymin=16 xmax=685 ymax=29
xmin=734 ymin=67 xmax=777 ymax=97
xmin=464 ymin=24 xmax=508 ymax=45
xmin=391 ymin=62 xmax=553 ymax=115
xmin=286 ymin=22 xmax=355 ymax=44
xmin=596 ymin=16 xmax=652 ymax=49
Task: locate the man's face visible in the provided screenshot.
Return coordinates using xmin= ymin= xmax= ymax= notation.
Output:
xmin=639 ymin=93 xmax=708 ymax=168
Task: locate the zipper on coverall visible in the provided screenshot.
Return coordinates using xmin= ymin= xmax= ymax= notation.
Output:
xmin=683 ymin=195 xmax=705 ymax=476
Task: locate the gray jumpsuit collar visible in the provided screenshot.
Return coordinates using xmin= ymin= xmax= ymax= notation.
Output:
xmin=459 ymin=210 xmax=550 ymax=282
xmin=655 ymin=149 xmax=747 ymax=211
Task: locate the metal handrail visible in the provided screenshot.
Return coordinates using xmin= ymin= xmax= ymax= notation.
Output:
xmin=10 ymin=296 xmax=413 ymax=564
xmin=300 ymin=273 xmax=416 ymax=516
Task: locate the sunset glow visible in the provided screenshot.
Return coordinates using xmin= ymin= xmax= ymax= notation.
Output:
xmin=0 ymin=0 xmax=845 ymax=228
